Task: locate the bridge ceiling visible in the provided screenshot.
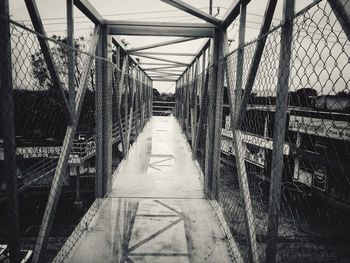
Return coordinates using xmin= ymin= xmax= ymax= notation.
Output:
xmin=10 ymin=0 xmax=328 ymax=92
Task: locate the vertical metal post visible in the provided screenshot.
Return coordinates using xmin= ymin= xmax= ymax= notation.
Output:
xmin=211 ymin=28 xmax=227 ymax=199
xmin=185 ymin=70 xmax=190 ymax=135
xmin=103 ymin=26 xmax=112 ymax=194
xmin=265 ymin=0 xmax=295 ymax=262
xmin=134 ymin=67 xmax=140 ymax=135
xmin=177 ymin=79 xmax=180 ymax=121
xmin=0 ymin=1 xmax=20 ymax=261
xmin=149 ymin=79 xmax=152 ymax=119
xmin=76 ymin=165 xmax=80 ymax=202
xmin=175 ymin=81 xmax=178 ymax=118
xmin=140 ymin=73 xmax=145 ymax=129
xmin=204 ymin=41 xmax=214 ymax=194
xmin=115 ymin=57 xmax=128 ymax=157
xmin=201 ymin=50 xmax=206 ymax=106
xmin=139 ymin=70 xmax=142 ymax=129
xmin=205 ymin=28 xmax=225 ymax=198
xmin=96 ymin=25 xmax=112 ymax=195
xmin=183 ymin=72 xmax=186 ymax=131
xmin=292 ymin=131 xmax=301 ymax=180
xmin=146 ymin=78 xmax=149 ymax=119
xmin=146 ymin=77 xmax=149 ymax=119
xmin=178 ymin=77 xmax=181 ymax=125
xmin=190 ymin=64 xmax=195 ymax=145
xmin=124 ymin=55 xmax=129 ymax=132
xmin=180 ymin=76 xmax=185 ymax=129
xmin=67 ymin=0 xmax=75 ymax=115
xmin=95 ymin=30 xmax=103 ymax=198
xmin=112 ymin=46 xmax=119 ymax=158
xmin=234 ymin=2 xmax=246 ymax=120
xmin=192 ymin=63 xmax=209 ymax=160
xmin=225 ymin=3 xmax=259 ymax=262
xmin=177 ymin=78 xmax=180 ymax=120
xmin=126 ymin=63 xmax=136 ymax=155
xmin=191 ymin=57 xmax=199 ymax=150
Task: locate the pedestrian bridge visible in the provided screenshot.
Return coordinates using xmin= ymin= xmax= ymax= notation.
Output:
xmin=62 ymin=116 xmax=232 ymax=263
xmin=0 ymin=0 xmax=350 ymax=263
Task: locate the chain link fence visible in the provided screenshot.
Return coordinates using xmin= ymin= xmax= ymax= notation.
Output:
xmin=0 ymin=17 xmax=152 ymax=262
xmin=177 ymin=0 xmax=350 ymax=262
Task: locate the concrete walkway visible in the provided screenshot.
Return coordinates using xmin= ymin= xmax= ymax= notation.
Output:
xmin=67 ymin=116 xmax=232 ymax=263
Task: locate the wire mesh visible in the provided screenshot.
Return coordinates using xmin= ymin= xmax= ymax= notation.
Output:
xmin=0 ymin=18 xmax=152 ymax=262
xmin=176 ymin=0 xmax=350 ymax=262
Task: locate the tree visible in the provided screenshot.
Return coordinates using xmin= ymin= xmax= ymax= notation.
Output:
xmin=30 ymin=35 xmax=88 ymax=92
xmin=289 ymin=88 xmax=317 ymax=107
xmin=22 ymin=35 xmax=95 ymax=143
xmin=336 ymin=91 xmax=350 ymax=98
xmin=153 ymin=88 xmax=160 ymax=97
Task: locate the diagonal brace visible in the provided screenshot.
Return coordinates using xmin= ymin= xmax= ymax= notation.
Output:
xmin=24 ymin=0 xmax=75 ymax=124
xmin=235 ymin=0 xmax=278 ymax=130
xmin=32 ymin=26 xmax=101 ymax=263
xmin=160 ymin=0 xmax=222 ymax=26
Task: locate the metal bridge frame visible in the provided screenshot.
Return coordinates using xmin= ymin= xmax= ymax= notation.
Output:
xmin=1 ymin=0 xmax=350 ymax=262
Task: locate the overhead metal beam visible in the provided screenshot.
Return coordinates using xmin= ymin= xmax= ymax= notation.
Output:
xmin=160 ymin=0 xmax=222 ymax=26
xmin=222 ymin=0 xmax=251 ymax=29
xmin=143 ymin=65 xmax=186 ymax=70
xmin=149 ymin=76 xmax=180 ymax=80
xmin=147 ymin=72 xmax=183 ymax=76
xmin=151 ymin=75 xmax=178 ymax=78
xmin=131 ymin=51 xmax=196 ymax=56
xmin=139 ymin=62 xmax=185 ymax=66
xmin=127 ymin=37 xmax=198 ymax=52
xmin=146 ymin=70 xmax=184 ymax=74
xmin=74 ymin=0 xmax=103 ymax=24
xmin=148 ymin=72 xmax=181 ymax=76
xmin=147 ymin=70 xmax=182 ymax=74
xmin=152 ymin=79 xmax=178 ymax=82
xmin=151 ymin=75 xmax=178 ymax=79
xmin=146 ymin=69 xmax=184 ymax=73
xmin=134 ymin=54 xmax=189 ymax=66
xmin=24 ymin=0 xmax=74 ymax=124
xmin=106 ymin=21 xmax=215 ymax=37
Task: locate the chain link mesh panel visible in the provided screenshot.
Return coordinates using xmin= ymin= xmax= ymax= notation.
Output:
xmin=176 ymin=0 xmax=350 ymax=262
xmin=0 ymin=18 xmax=152 ymax=262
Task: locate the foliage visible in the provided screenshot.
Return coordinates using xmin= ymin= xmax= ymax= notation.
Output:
xmin=30 ymin=35 xmax=87 ymax=91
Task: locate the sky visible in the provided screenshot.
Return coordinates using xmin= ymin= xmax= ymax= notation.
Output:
xmin=8 ymin=0 xmax=349 ymax=95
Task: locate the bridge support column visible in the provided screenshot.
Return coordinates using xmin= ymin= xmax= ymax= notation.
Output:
xmin=204 ymin=28 xmax=226 ymax=199
xmin=0 ymin=0 xmax=20 ymax=261
xmin=265 ymin=0 xmax=295 ymax=262
xmin=95 ymin=25 xmax=113 ymax=197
